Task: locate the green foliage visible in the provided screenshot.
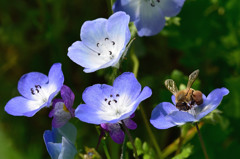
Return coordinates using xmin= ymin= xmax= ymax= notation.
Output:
xmin=127 ymin=138 xmax=156 ymax=159
xmin=172 ymin=144 xmax=194 ymax=159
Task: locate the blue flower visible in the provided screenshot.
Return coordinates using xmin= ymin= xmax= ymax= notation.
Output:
xmin=113 ymin=0 xmax=185 ymax=36
xmin=43 ymin=123 xmax=77 ymax=159
xmin=5 ymin=63 xmax=64 ymax=117
xmin=49 ymin=85 xmax=75 ymax=128
xmin=150 ymin=88 xmax=229 ymax=129
xmin=101 ymin=113 xmax=137 ymax=144
xmin=75 ymin=72 xmax=151 ymax=143
xmin=67 ymin=11 xmax=131 ymax=73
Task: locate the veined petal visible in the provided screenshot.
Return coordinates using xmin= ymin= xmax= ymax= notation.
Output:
xmin=113 ymin=0 xmax=141 ymax=21
xmin=158 ymin=0 xmax=185 ymax=17
xmin=67 ymin=41 xmax=107 ymax=72
xmin=80 ymin=18 xmax=108 ymax=52
xmin=75 ymin=104 xmax=105 ymax=124
xmin=118 ymin=86 xmax=152 ymax=120
xmin=150 ymin=102 xmax=178 ymax=129
xmin=166 ymin=111 xmax=197 ymax=125
xmin=113 ymin=72 xmax=141 ymax=103
xmin=107 ymin=11 xmax=131 ymax=51
xmin=196 ymin=88 xmax=229 ymax=120
xmin=135 ymin=3 xmax=165 ymax=36
xmin=82 ymin=84 xmax=114 ymax=109
xmin=47 ymin=63 xmax=64 ymax=104
xmin=124 ymin=118 xmax=137 ymax=130
xmin=61 ymin=85 xmax=75 ymax=109
xmin=4 ymin=96 xmax=46 ymax=117
xmin=108 ymin=124 xmax=125 ymax=144
xmin=58 ymin=137 xmax=77 ymax=159
xmin=51 ymin=102 xmax=72 ymax=128
xmin=17 ymin=72 xmax=48 ymax=100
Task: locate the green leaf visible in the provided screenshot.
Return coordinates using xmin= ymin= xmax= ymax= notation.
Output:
xmin=172 ymin=144 xmax=194 ymax=159
xmin=142 ymin=142 xmax=149 ymax=153
xmin=134 ymin=138 xmax=142 ymax=151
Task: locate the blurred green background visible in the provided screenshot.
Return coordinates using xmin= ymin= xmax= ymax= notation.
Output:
xmin=0 ymin=0 xmax=239 ymax=158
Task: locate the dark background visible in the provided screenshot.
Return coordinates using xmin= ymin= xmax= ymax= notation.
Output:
xmin=0 ymin=0 xmax=239 ymax=158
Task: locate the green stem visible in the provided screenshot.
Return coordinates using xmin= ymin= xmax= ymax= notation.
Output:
xmin=120 ymin=134 xmax=127 ymax=159
xmin=139 ymin=106 xmax=163 ymax=158
xmin=162 ymin=122 xmax=203 ymax=158
xmin=121 ymin=120 xmax=139 ymax=159
xmin=101 ymin=139 xmax=111 ymax=159
xmin=106 ymin=0 xmax=113 ymax=15
xmin=131 ymin=49 xmax=163 ymax=158
xmin=130 ymin=50 xmax=139 ymax=78
xmin=195 ymin=123 xmax=209 ymax=159
xmin=95 ymin=127 xmax=111 ymax=159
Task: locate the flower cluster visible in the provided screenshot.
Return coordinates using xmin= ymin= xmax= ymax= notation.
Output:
xmin=3 ymin=2 xmax=230 ymax=159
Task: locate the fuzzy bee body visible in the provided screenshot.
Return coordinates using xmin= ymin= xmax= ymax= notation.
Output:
xmin=165 ymin=70 xmax=203 ymax=111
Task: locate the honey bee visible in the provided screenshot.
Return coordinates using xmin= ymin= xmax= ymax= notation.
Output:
xmin=165 ymin=69 xmax=203 ymax=111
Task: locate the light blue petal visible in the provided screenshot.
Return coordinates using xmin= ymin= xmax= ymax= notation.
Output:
xmin=58 ymin=137 xmax=77 ymax=159
xmin=107 ymin=11 xmax=131 ymax=49
xmin=166 ymin=111 xmax=197 ymax=125
xmin=117 ymin=86 xmax=152 ymax=121
xmin=80 ymin=18 xmax=108 ymax=52
xmin=113 ymin=0 xmax=141 ymax=22
xmin=113 ymin=72 xmax=141 ymax=102
xmin=17 ymin=72 xmax=48 ymax=100
xmin=57 ymin=123 xmax=77 ymax=144
xmin=82 ymin=84 xmax=114 ymax=109
xmin=44 ymin=130 xmax=62 ymax=159
xmin=158 ymin=0 xmax=185 ymax=17
xmin=150 ymin=102 xmax=178 ymax=129
xmin=75 ymin=104 xmax=105 ymax=124
xmin=4 ymin=96 xmax=46 ymax=117
xmin=47 ymin=143 xmax=62 ymax=159
xmin=67 ymin=41 xmax=107 ymax=73
xmin=196 ymin=88 xmax=229 ymax=120
xmin=47 ymin=63 xmax=64 ymax=105
xmin=135 ymin=3 xmax=165 ymax=36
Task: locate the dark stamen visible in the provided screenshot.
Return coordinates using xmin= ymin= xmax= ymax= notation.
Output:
xmin=36 ymin=88 xmax=39 ymax=93
xmin=108 ymin=101 xmax=111 ymax=105
xmin=109 ymin=51 xmax=112 ymax=55
xmin=112 ymin=41 xmax=115 ymax=45
xmin=157 ymin=0 xmax=160 ymax=2
xmin=114 ymin=99 xmax=117 ymax=103
xmin=110 ymin=94 xmax=113 ymax=97
xmin=97 ymin=43 xmax=100 ymax=47
xmin=98 ymin=53 xmax=101 ymax=56
xmin=31 ymin=88 xmax=35 ymax=95
xmin=151 ymin=3 xmax=155 ymax=7
xmin=105 ymin=38 xmax=109 ymax=41
xmin=116 ymin=94 xmax=120 ymax=97
xmin=104 ymin=98 xmax=107 ymax=101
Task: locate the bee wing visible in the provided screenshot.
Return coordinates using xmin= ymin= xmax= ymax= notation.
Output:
xmin=165 ymin=79 xmax=178 ymax=95
xmin=187 ymin=69 xmax=199 ymax=89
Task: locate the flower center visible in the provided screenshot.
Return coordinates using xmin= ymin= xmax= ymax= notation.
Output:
xmin=30 ymin=85 xmax=48 ymax=103
xmin=148 ymin=0 xmax=160 ymax=7
xmin=96 ymin=37 xmax=116 ymax=60
xmin=103 ymin=93 xmax=124 ymax=117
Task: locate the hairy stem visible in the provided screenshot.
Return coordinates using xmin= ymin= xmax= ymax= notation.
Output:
xmin=195 ymin=123 xmax=209 ymax=159
xmin=121 ymin=120 xmax=139 ymax=159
